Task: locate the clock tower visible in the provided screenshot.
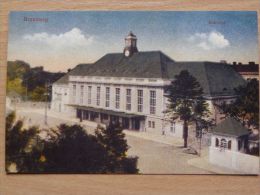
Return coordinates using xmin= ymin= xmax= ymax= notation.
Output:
xmin=123 ymin=31 xmax=138 ymax=57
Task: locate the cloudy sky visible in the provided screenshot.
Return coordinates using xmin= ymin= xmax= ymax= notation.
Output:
xmin=8 ymin=11 xmax=258 ymax=72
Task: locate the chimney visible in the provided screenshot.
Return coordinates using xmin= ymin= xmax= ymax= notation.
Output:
xmin=249 ymin=61 xmax=255 ymax=66
xmin=232 ymin=61 xmax=237 ymax=65
xmin=238 ymin=62 xmax=242 ymax=65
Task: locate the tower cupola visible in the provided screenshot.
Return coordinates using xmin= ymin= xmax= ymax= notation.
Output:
xmin=123 ymin=31 xmax=138 ymax=57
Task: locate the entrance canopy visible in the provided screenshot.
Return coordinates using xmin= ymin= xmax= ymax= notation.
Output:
xmin=68 ymin=104 xmax=145 ymax=119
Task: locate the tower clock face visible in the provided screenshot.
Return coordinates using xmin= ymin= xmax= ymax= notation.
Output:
xmin=125 ymin=50 xmax=130 ymax=57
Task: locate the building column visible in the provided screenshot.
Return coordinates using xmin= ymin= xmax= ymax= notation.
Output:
xmin=88 ymin=111 xmax=90 ymax=121
xmin=129 ymin=119 xmax=133 ymax=130
xmin=119 ymin=117 xmax=123 ymax=127
xmin=98 ymin=113 xmax=101 ymax=123
xmin=80 ymin=109 xmax=83 ymax=122
xmin=108 ymin=114 xmax=111 ymax=124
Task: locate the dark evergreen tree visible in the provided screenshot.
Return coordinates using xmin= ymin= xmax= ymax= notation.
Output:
xmin=95 ymin=123 xmax=139 ymax=173
xmin=6 ymin=111 xmax=42 ymax=172
xmin=42 ymin=124 xmax=108 ymax=173
xmin=6 ymin=114 xmax=138 ymax=173
xmin=164 ymin=70 xmax=209 ymax=148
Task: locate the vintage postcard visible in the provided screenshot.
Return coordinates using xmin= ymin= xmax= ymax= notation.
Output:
xmin=6 ymin=11 xmax=259 ymax=174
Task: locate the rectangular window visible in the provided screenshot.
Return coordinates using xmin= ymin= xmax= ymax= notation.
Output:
xmin=137 ymin=89 xmax=143 ymax=112
xmin=73 ymin=84 xmax=76 ymax=96
xmin=106 ymin=87 xmax=110 ymax=107
xmin=150 ymin=90 xmax=156 ymax=114
xmin=72 ymin=84 xmax=76 ymax=103
xmin=96 ymin=86 xmax=100 ymax=106
xmin=88 ymin=86 xmax=92 ymax=105
xmin=126 ymin=89 xmax=131 ymax=111
xmin=152 ymin=121 xmax=155 ymax=128
xmin=148 ymin=121 xmax=151 ymax=128
xmin=170 ymin=122 xmax=175 ymax=133
xmin=115 ymin=88 xmax=120 ymax=109
xmin=80 ymin=85 xmax=84 ymax=104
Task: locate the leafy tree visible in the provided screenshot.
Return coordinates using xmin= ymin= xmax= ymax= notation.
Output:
xmin=7 ymin=60 xmax=30 ymax=81
xmin=218 ymin=79 xmax=259 ymax=129
xmin=95 ymin=123 xmax=138 ymax=173
xmin=7 ymin=60 xmax=65 ymax=101
xmin=6 ymin=78 xmax=26 ymax=95
xmin=29 ymin=86 xmax=46 ymax=101
xmin=164 ymin=70 xmax=209 ymax=148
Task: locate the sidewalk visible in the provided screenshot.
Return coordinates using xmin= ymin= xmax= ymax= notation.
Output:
xmin=124 ymin=130 xmax=184 ymax=147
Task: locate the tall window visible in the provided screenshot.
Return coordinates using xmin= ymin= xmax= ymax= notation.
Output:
xmin=115 ymin=88 xmax=120 ymax=109
xmin=170 ymin=122 xmax=175 ymax=133
xmin=88 ymin=86 xmax=92 ymax=105
xmin=150 ymin=90 xmax=156 ymax=114
xmin=220 ymin=138 xmax=227 ymax=149
xmin=106 ymin=87 xmax=110 ymax=107
xmin=238 ymin=140 xmax=242 ymax=151
xmin=137 ymin=89 xmax=143 ymax=112
xmin=96 ymin=86 xmax=100 ymax=106
xmin=126 ymin=89 xmax=131 ymax=111
xmin=152 ymin=121 xmax=155 ymax=128
xmin=215 ymin=138 xmax=219 ymax=147
xmin=228 ymin=140 xmax=232 ymax=150
xmin=73 ymin=84 xmax=76 ymax=96
xmin=80 ymin=85 xmax=84 ymax=104
xmin=72 ymin=84 xmax=76 ymax=103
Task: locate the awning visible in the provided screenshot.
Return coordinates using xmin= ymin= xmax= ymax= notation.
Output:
xmin=67 ymin=104 xmax=145 ymax=119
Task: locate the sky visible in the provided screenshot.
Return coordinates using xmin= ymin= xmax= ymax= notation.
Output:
xmin=8 ymin=11 xmax=259 ymax=72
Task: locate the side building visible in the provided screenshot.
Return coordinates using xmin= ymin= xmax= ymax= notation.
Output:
xmin=51 ymin=32 xmax=246 ymax=137
xmin=231 ymin=61 xmax=259 ymax=80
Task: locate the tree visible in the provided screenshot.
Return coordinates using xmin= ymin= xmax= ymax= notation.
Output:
xmin=7 ymin=60 xmax=65 ymax=101
xmin=95 ymin=123 xmax=138 ymax=173
xmin=42 ymin=123 xmax=138 ymax=173
xmin=6 ymin=78 xmax=26 ymax=95
xmin=6 ymin=111 xmax=42 ymax=172
xmin=42 ymin=124 xmax=109 ymax=173
xmin=6 ymin=117 xmax=139 ymax=173
xmin=29 ymin=86 xmax=46 ymax=101
xmin=164 ymin=70 xmax=209 ymax=148
xmin=7 ymin=60 xmax=30 ymax=81
xmin=218 ymin=79 xmax=259 ymax=129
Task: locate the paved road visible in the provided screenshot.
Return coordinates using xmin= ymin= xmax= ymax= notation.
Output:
xmin=15 ymin=108 xmax=210 ymax=174
xmin=127 ymin=137 xmax=210 ymax=174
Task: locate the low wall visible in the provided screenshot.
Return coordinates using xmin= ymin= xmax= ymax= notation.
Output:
xmin=209 ymin=147 xmax=259 ymax=174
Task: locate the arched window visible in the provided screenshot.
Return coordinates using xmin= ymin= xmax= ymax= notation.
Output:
xmin=228 ymin=140 xmax=232 ymax=150
xmin=220 ymin=138 xmax=227 ymax=149
xmin=215 ymin=138 xmax=219 ymax=147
